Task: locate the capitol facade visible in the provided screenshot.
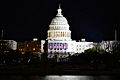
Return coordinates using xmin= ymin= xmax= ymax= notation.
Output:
xmin=46 ymin=4 xmax=94 ymax=58
xmin=1 ymin=4 xmax=118 ymax=59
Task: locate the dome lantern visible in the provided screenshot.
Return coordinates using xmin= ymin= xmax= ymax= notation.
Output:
xmin=56 ymin=4 xmax=63 ymax=16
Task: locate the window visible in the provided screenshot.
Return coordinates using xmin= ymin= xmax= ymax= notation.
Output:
xmin=33 ymin=48 xmax=35 ymax=51
xmin=27 ymin=44 xmax=29 ymax=47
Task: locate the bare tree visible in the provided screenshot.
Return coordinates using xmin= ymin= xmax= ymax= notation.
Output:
xmin=99 ymin=41 xmax=120 ymax=54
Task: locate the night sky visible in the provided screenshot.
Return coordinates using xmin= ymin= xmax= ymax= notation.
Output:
xmin=0 ymin=0 xmax=119 ymax=42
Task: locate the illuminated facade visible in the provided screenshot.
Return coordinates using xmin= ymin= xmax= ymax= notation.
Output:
xmin=0 ymin=30 xmax=17 ymax=51
xmin=47 ymin=5 xmax=75 ymax=58
xmin=99 ymin=40 xmax=117 ymax=53
xmin=75 ymin=39 xmax=93 ymax=53
xmin=0 ymin=40 xmax=17 ymax=51
xmin=17 ymin=4 xmax=94 ymax=58
xmin=17 ymin=38 xmax=45 ymax=54
xmin=47 ymin=5 xmax=71 ymax=41
xmin=46 ymin=4 xmax=94 ymax=58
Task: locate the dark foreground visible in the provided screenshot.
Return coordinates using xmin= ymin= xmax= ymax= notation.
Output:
xmin=1 ymin=75 xmax=120 ymax=80
xmin=1 ymin=63 xmax=120 ymax=75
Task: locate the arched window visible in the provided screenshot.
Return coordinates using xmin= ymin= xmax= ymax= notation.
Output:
xmin=48 ymin=32 xmax=49 ymax=37
xmin=61 ymin=32 xmax=62 ymax=37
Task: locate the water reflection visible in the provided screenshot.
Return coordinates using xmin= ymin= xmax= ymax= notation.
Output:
xmin=44 ymin=75 xmax=92 ymax=80
xmin=0 ymin=75 xmax=119 ymax=80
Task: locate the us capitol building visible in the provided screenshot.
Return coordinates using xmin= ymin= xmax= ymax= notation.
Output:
xmin=46 ymin=4 xmax=93 ymax=58
xmin=1 ymin=4 xmax=117 ymax=59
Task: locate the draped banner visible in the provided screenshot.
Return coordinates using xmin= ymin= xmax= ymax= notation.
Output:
xmin=48 ymin=43 xmax=68 ymax=50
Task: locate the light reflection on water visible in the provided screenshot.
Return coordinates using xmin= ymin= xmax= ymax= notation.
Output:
xmin=44 ymin=75 xmax=92 ymax=80
xmin=0 ymin=75 xmax=119 ymax=80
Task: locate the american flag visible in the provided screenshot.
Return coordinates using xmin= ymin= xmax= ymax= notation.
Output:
xmin=59 ymin=43 xmax=63 ymax=49
xmin=64 ymin=43 xmax=68 ymax=50
xmin=57 ymin=43 xmax=59 ymax=49
xmin=49 ymin=43 xmax=68 ymax=50
xmin=49 ymin=43 xmax=53 ymax=49
xmin=53 ymin=43 xmax=57 ymax=49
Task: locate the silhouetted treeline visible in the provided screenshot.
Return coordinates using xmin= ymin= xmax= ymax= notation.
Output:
xmin=69 ymin=48 xmax=120 ymax=68
xmin=0 ymin=48 xmax=120 ymax=67
xmin=0 ymin=50 xmax=21 ymax=64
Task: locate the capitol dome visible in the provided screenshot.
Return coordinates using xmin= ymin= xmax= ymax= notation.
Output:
xmin=51 ymin=16 xmax=68 ymax=25
xmin=47 ymin=4 xmax=71 ymax=41
xmin=50 ymin=5 xmax=68 ymax=25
